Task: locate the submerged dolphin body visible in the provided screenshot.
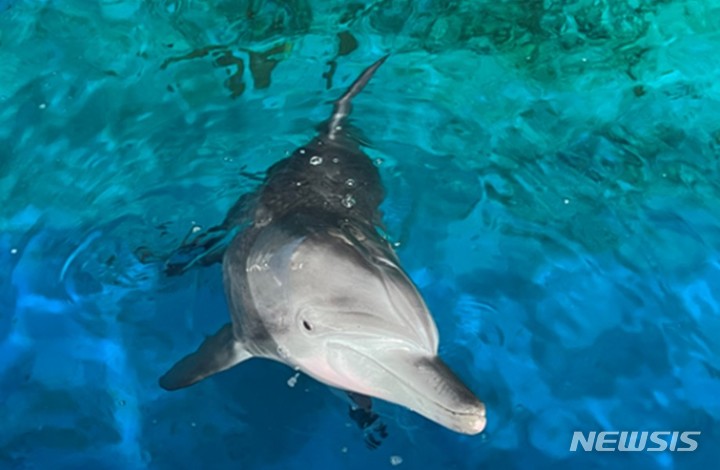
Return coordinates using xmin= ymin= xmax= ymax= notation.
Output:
xmin=159 ymin=56 xmax=486 ymax=435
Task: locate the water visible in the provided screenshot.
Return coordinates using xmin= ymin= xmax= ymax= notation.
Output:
xmin=1 ymin=0 xmax=719 ymax=469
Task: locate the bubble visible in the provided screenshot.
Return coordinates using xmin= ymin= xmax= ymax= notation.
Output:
xmin=299 ymin=148 xmax=306 ymax=155
xmin=287 ymin=372 xmax=299 ymax=388
xmin=374 ymin=158 xmax=384 ymax=166
xmin=341 ymin=194 xmax=356 ymax=209
xmin=191 ymin=422 xmax=197 ymax=427
xmin=295 ymin=181 xmax=303 ymax=187
xmin=345 ymin=178 xmax=356 ymax=188
xmin=10 ymin=248 xmax=17 ymax=255
xmin=191 ymin=225 xmax=202 ymax=233
xmin=309 ymin=156 xmax=323 ymax=166
xmin=390 ymin=456 xmax=403 ymax=466
xmin=335 ymin=125 xmax=342 ymax=131
xmin=563 ymin=198 xmax=570 ymax=205
xmin=39 ymin=103 xmax=47 ymax=109
xmin=332 ymin=157 xmax=340 ymax=164
xmin=341 ymin=447 xmax=348 ymax=453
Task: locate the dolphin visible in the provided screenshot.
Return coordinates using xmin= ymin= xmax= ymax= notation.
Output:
xmin=159 ymin=56 xmax=487 ymax=435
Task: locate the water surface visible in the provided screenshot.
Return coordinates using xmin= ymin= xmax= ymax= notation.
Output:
xmin=1 ymin=1 xmax=719 ymax=469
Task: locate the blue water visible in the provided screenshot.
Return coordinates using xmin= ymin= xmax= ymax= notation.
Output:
xmin=2 ymin=1 xmax=719 ymax=469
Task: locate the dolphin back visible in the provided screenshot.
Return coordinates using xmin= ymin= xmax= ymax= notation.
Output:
xmin=256 ymin=56 xmax=390 ymax=226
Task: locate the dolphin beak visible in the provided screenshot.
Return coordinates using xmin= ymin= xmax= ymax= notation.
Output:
xmin=398 ymin=355 xmax=487 ymax=435
xmin=326 ymin=343 xmax=486 ymax=434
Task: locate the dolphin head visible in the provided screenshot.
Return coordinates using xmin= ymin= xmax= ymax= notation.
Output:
xmin=241 ymin=214 xmax=486 ymax=434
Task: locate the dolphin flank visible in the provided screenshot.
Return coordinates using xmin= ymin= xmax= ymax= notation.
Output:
xmin=159 ymin=56 xmax=487 ymax=436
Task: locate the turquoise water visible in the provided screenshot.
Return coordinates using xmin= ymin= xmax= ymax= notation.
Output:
xmin=2 ymin=0 xmax=720 ymax=468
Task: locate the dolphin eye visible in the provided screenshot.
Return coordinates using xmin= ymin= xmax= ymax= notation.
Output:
xmin=302 ymin=320 xmax=313 ymax=331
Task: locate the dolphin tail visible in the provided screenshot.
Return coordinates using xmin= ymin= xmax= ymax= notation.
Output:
xmin=159 ymin=323 xmax=252 ymax=391
xmin=325 ymin=54 xmax=389 ymax=140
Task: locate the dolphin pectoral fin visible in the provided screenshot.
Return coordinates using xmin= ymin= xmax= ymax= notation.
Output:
xmin=159 ymin=323 xmax=252 ymax=391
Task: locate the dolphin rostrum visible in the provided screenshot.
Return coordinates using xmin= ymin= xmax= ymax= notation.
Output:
xmin=159 ymin=56 xmax=487 ymax=435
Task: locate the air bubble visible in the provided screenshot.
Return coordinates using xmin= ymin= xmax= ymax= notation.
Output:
xmin=10 ymin=248 xmax=18 ymax=254
xmin=374 ymin=158 xmax=384 ymax=166
xmin=332 ymin=157 xmax=340 ymax=164
xmin=287 ymin=372 xmax=300 ymax=388
xmin=309 ymin=156 xmax=323 ymax=166
xmin=299 ymin=148 xmax=306 ymax=155
xmin=345 ymin=178 xmax=356 ymax=188
xmin=341 ymin=194 xmax=356 ymax=208
xmin=390 ymin=456 xmax=403 ymax=466
xmin=39 ymin=103 xmax=47 ymax=109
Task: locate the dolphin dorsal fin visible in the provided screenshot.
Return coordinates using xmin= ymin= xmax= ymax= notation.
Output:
xmin=325 ymin=55 xmax=389 ymax=140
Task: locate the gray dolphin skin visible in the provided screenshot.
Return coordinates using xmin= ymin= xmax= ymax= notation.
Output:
xmin=159 ymin=56 xmax=487 ymax=435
